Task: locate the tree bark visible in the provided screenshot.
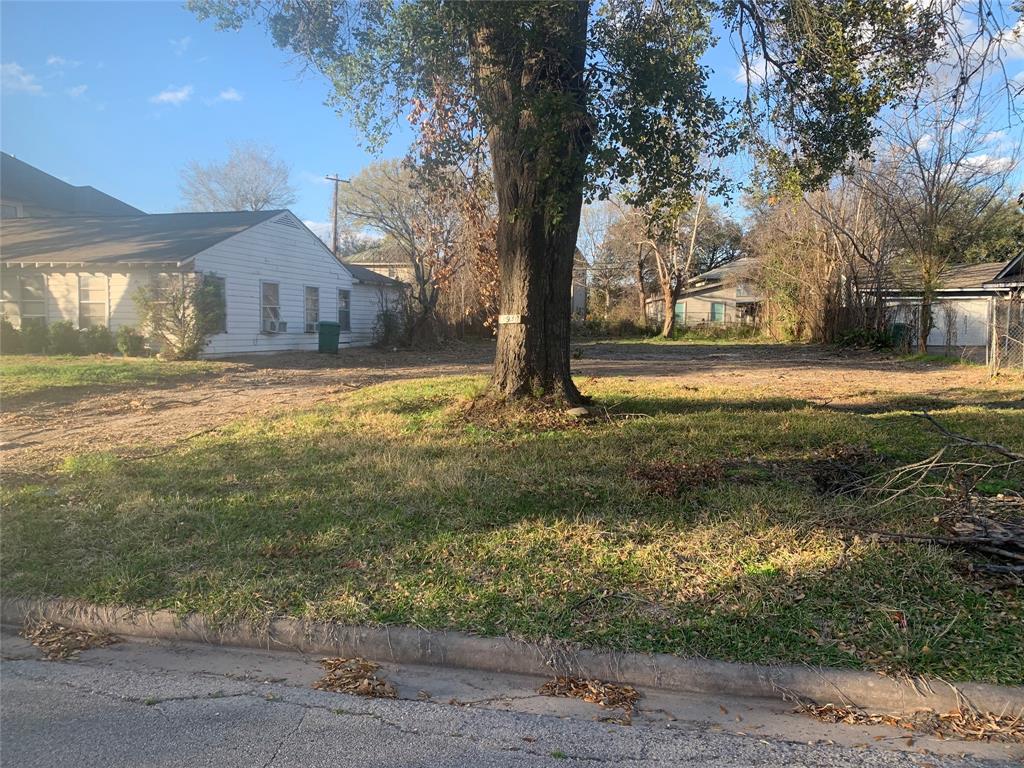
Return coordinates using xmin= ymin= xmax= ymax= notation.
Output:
xmin=659 ymin=276 xmax=682 ymax=337
xmin=636 ymin=248 xmax=648 ymax=326
xmin=478 ymin=3 xmax=591 ymax=405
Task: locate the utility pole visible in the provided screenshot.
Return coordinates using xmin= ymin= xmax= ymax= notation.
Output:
xmin=325 ymin=174 xmax=350 ymax=257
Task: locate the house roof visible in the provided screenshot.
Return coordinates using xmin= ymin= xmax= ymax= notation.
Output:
xmin=878 ymin=258 xmax=1015 ymax=293
xmin=345 ymin=261 xmax=405 ymax=287
xmin=984 ymin=253 xmax=1023 ymax=287
xmin=687 ymin=257 xmax=759 ymax=288
xmin=344 ymin=239 xmax=407 ymax=267
xmin=1 ymin=152 xmax=144 ymax=216
xmin=0 ymin=210 xmax=282 ymax=266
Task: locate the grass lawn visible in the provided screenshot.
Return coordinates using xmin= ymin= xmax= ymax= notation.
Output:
xmin=2 ymin=376 xmax=1022 ymax=684
xmin=0 ymin=355 xmax=229 ymax=400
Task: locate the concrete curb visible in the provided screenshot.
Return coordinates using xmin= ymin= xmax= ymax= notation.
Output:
xmin=4 ymin=597 xmax=1022 ymax=716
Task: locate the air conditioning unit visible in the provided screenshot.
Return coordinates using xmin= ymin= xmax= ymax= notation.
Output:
xmin=263 ymin=320 xmax=288 ymax=334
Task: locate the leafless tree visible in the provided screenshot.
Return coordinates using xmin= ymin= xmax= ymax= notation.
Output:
xmin=337 ymin=160 xmax=464 ymax=343
xmin=179 ymin=142 xmax=296 ymax=212
xmin=862 ymin=83 xmax=1020 ymax=351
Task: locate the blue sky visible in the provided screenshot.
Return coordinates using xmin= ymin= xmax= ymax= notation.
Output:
xmin=0 ymin=1 xmax=420 ymax=236
xmin=2 ymin=2 xmax=1021 ymax=237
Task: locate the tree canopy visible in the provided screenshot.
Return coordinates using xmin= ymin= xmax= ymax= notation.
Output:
xmin=179 ymin=141 xmax=296 ymax=212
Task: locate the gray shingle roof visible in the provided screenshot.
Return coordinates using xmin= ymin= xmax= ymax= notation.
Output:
xmin=1 ymin=152 xmax=144 ymax=216
xmin=0 ymin=211 xmax=282 ymax=266
xmin=345 ymin=261 xmax=406 ymax=287
xmin=344 ymin=240 xmax=407 ymax=267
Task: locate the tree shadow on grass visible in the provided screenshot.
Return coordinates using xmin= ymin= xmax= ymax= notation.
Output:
xmin=3 ymin=385 xmax=1022 ymax=684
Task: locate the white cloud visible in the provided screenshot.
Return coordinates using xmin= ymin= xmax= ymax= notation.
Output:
xmin=303 ymin=220 xmax=333 ymax=245
xmin=170 ymin=36 xmax=192 ymax=56
xmin=734 ymin=55 xmax=772 ymax=86
xmin=150 ymin=84 xmax=193 ymax=106
xmin=2 ymin=62 xmax=43 ymax=93
xmin=66 ymin=84 xmax=88 ymax=99
xmin=46 ymin=54 xmax=80 ymax=68
xmin=963 ymin=153 xmax=1015 ymax=172
xmin=299 ymin=171 xmax=331 ymax=186
xmin=217 ymin=87 xmax=243 ymax=102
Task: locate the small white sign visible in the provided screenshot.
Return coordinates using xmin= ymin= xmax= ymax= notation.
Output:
xmin=498 ymin=314 xmax=523 ymax=325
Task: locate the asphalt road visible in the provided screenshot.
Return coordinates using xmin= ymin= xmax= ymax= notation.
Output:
xmin=4 ymin=649 xmax=1020 ymax=768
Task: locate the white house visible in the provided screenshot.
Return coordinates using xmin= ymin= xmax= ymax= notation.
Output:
xmin=880 ymin=255 xmax=1022 ymax=362
xmin=0 ymin=209 xmax=405 ymax=356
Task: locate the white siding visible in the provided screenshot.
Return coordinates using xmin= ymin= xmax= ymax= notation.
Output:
xmin=350 ymin=282 xmax=404 ymax=344
xmin=928 ymin=298 xmax=991 ymax=348
xmin=0 ymin=266 xmax=162 ymax=331
xmin=194 ymin=212 xmax=367 ymax=356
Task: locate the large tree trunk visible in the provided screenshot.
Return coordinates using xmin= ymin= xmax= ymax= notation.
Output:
xmin=660 ymin=280 xmax=679 ymax=337
xmin=478 ymin=3 xmax=591 ymax=405
xmin=918 ymin=298 xmax=932 ymax=354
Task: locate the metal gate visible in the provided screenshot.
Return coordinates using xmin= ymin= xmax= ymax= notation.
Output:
xmin=990 ymin=292 xmax=1024 ymax=373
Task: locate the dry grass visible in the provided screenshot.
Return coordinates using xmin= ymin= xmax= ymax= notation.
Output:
xmin=2 ymin=375 xmax=1022 ymax=684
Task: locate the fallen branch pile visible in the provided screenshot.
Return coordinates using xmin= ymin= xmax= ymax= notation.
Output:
xmin=867 ymin=495 xmax=1024 ymax=577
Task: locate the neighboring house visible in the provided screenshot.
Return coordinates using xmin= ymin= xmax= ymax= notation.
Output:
xmin=1 ymin=151 xmax=143 ymax=219
xmin=0 ymin=210 xmax=404 ymax=355
xmin=347 ymin=239 xmax=589 ymax=317
xmin=345 ymin=240 xmax=416 ymax=284
xmin=879 ymin=255 xmax=1022 ymax=361
xmin=646 ymin=257 xmax=761 ymax=326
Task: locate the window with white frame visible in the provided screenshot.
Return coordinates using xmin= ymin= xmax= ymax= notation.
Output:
xmin=19 ymin=274 xmax=47 ymax=327
xmin=78 ymin=274 xmax=108 ymax=328
xmin=337 ymin=289 xmax=351 ymax=332
xmin=261 ymin=281 xmax=282 ymax=333
xmin=304 ymin=287 xmax=320 ymax=333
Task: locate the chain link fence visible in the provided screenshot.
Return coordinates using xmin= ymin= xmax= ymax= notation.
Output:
xmin=990 ymin=292 xmax=1024 ymax=373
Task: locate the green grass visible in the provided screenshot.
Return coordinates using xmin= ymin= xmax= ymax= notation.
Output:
xmin=902 ymin=352 xmax=982 ymax=366
xmin=2 ymin=376 xmax=1021 ymax=684
xmin=0 ymin=355 xmax=228 ymax=400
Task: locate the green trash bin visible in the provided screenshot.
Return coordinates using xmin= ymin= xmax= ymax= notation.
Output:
xmin=890 ymin=322 xmax=910 ymax=352
xmin=317 ymin=321 xmax=341 ymax=354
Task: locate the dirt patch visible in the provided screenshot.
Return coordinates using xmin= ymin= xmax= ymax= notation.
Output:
xmin=629 ymin=460 xmax=725 ymax=497
xmin=3 ymin=342 xmax=1019 ymax=477
xmin=0 ymin=343 xmax=493 ymax=476
xmin=628 ymin=446 xmax=883 ymax=498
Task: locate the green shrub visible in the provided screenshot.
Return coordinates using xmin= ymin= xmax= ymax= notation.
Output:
xmin=0 ymin=316 xmax=23 ymax=355
xmin=116 ymin=326 xmax=147 ymax=357
xmin=673 ymin=323 xmax=761 ymax=341
xmin=20 ymin=319 xmax=48 ymax=354
xmin=47 ymin=321 xmax=82 ymax=355
xmin=373 ymin=303 xmax=408 ymax=348
xmin=571 ymin=317 xmax=647 ymax=339
xmin=80 ymin=325 xmax=116 ymax=355
xmin=134 ymin=273 xmax=225 ymax=360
